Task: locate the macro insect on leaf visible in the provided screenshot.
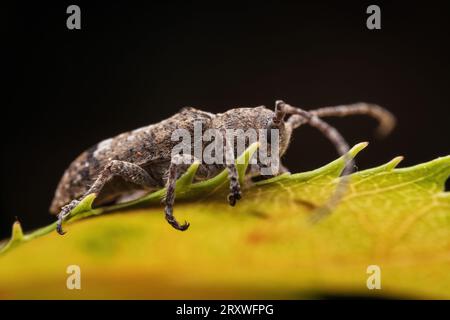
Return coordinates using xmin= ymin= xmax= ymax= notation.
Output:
xmin=51 ymin=100 xmax=395 ymax=234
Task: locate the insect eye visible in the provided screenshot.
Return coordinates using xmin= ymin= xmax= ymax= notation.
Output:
xmin=266 ymin=118 xmax=278 ymax=129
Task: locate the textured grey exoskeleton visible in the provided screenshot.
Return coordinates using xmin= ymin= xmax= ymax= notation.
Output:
xmin=51 ymin=101 xmax=395 ymax=234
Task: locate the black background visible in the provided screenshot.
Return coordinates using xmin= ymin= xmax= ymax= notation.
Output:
xmin=0 ymin=300 xmax=442 ymax=317
xmin=4 ymin=1 xmax=450 ymax=238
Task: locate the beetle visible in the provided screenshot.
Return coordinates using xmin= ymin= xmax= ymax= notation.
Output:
xmin=51 ymin=100 xmax=395 ymax=234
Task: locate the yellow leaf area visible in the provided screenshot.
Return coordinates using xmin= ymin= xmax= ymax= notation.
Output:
xmin=0 ymin=143 xmax=449 ymax=299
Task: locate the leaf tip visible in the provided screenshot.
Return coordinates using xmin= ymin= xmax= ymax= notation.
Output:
xmin=390 ymin=156 xmax=404 ymax=168
xmin=69 ymin=193 xmax=97 ymax=217
xmin=85 ymin=193 xmax=98 ymax=205
xmin=350 ymin=141 xmax=369 ymax=155
xmin=237 ymin=142 xmax=260 ymax=182
xmin=346 ymin=142 xmax=369 ymax=160
xmin=176 ymin=161 xmax=200 ymax=187
xmin=0 ymin=220 xmax=25 ymax=255
xmin=11 ymin=220 xmax=24 ymax=242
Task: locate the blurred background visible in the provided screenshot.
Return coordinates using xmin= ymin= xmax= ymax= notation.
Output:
xmin=3 ymin=1 xmax=449 ymax=238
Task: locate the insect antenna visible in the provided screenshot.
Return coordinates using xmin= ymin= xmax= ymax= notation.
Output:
xmin=287 ymin=102 xmax=396 ymax=138
xmin=275 ymin=100 xmax=354 ymax=222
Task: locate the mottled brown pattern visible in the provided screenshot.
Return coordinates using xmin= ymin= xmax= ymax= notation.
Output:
xmin=50 ymin=107 xmax=216 ymax=213
xmin=50 ymin=102 xmax=395 ymax=233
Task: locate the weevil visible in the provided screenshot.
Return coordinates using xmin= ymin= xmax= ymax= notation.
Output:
xmin=51 ymin=101 xmax=395 ymax=234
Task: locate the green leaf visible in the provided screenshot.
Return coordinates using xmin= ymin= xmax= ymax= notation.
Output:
xmin=0 ymin=142 xmax=449 ymax=299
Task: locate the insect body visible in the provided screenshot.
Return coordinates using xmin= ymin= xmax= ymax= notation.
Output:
xmin=51 ymin=101 xmax=395 ymax=234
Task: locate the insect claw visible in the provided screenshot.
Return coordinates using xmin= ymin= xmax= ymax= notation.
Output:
xmin=227 ymin=194 xmax=235 ymax=206
xmin=179 ymin=221 xmax=190 ymax=231
xmin=56 ymin=205 xmax=73 ymax=235
xmin=56 ymin=221 xmax=66 ymax=235
xmin=165 ymin=214 xmax=190 ymax=231
xmin=227 ymin=191 xmax=241 ymax=206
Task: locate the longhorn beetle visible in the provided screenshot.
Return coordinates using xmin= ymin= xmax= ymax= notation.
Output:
xmin=51 ymin=101 xmax=395 ymax=234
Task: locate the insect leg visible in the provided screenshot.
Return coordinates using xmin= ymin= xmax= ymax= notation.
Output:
xmin=164 ymin=154 xmax=197 ymax=231
xmin=275 ymin=100 xmax=353 ymax=220
xmin=56 ymin=160 xmax=155 ymax=235
xmin=277 ymin=100 xmax=350 ymax=156
xmin=223 ymin=132 xmax=241 ymax=206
